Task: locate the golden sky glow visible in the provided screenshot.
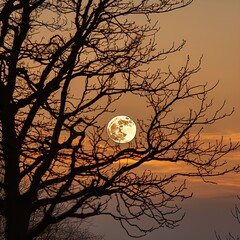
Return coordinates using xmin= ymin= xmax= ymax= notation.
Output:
xmin=9 ymin=1 xmax=238 ymax=239
xmin=91 ymin=2 xmax=240 ymax=239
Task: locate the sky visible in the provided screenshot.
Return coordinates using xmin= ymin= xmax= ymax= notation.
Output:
xmin=1 ymin=0 xmax=239 ymax=239
xmin=87 ymin=0 xmax=240 ymax=239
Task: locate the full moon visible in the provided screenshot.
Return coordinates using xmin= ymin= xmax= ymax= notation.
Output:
xmin=107 ymin=115 xmax=137 ymax=143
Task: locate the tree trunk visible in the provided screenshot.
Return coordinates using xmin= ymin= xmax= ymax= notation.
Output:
xmin=5 ymin=199 xmax=31 ymax=240
xmin=1 ymin=100 xmax=31 ymax=240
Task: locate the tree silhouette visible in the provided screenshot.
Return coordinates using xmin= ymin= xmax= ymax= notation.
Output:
xmin=0 ymin=215 xmax=104 ymax=240
xmin=0 ymin=0 xmax=238 ymax=239
xmin=215 ymin=196 xmax=240 ymax=240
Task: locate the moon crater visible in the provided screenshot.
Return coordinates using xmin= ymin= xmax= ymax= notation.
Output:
xmin=107 ymin=115 xmax=136 ymax=143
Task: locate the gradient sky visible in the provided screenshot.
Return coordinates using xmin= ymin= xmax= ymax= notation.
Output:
xmin=87 ymin=1 xmax=240 ymax=239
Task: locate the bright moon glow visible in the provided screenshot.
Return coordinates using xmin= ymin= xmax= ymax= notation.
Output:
xmin=107 ymin=115 xmax=137 ymax=143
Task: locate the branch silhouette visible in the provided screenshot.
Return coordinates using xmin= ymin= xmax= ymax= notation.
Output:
xmin=215 ymin=196 xmax=240 ymax=240
xmin=0 ymin=0 xmax=238 ymax=239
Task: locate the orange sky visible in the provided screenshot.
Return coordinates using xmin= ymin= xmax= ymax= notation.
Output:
xmin=163 ymin=0 xmax=240 ymax=132
xmin=21 ymin=0 xmax=240 ymax=239
xmin=104 ymin=0 xmax=240 ymax=196
xmin=38 ymin=1 xmax=240 ymax=238
xmin=90 ymin=1 xmax=240 ymax=239
xmin=149 ymin=0 xmax=240 ymax=194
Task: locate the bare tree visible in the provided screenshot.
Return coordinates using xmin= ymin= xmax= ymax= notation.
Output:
xmin=33 ymin=220 xmax=104 ymax=240
xmin=215 ymin=233 xmax=239 ymax=240
xmin=0 ymin=215 xmax=104 ymax=240
xmin=0 ymin=0 xmax=238 ymax=239
xmin=215 ymin=196 xmax=240 ymax=240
